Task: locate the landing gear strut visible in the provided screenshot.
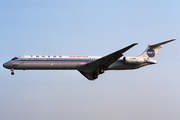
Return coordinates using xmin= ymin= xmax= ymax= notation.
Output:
xmin=11 ymin=69 xmax=14 ymax=75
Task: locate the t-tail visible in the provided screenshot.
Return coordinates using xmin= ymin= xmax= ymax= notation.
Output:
xmin=123 ymin=39 xmax=175 ymax=65
xmin=138 ymin=39 xmax=176 ymax=60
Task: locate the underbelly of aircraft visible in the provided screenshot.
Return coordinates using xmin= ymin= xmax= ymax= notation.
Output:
xmin=12 ymin=62 xmax=139 ymax=70
xmin=13 ymin=63 xmax=79 ymax=70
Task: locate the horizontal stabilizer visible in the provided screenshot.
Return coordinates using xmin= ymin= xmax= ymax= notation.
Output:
xmin=149 ymin=39 xmax=176 ymax=48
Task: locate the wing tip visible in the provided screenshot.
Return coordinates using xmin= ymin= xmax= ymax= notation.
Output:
xmin=130 ymin=43 xmax=138 ymax=47
xmin=170 ymin=39 xmax=176 ymax=42
xmin=133 ymin=43 xmax=138 ymax=45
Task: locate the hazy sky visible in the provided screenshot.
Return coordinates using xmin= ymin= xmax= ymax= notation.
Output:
xmin=1 ymin=0 xmax=180 ymax=120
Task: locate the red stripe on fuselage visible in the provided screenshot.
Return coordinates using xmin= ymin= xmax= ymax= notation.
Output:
xmin=9 ymin=61 xmax=89 ymax=64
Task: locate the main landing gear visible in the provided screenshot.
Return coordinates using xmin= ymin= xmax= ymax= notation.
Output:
xmin=92 ymin=69 xmax=105 ymax=79
xmin=11 ymin=69 xmax=14 ymax=75
xmin=93 ymin=74 xmax=98 ymax=79
xmin=99 ymin=69 xmax=104 ymax=74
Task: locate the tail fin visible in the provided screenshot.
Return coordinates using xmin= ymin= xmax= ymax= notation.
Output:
xmin=138 ymin=39 xmax=175 ymax=60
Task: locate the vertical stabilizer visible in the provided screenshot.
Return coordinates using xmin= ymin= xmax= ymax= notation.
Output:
xmin=138 ymin=39 xmax=175 ymax=60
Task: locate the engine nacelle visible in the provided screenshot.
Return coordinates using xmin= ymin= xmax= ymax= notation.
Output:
xmin=123 ymin=57 xmax=145 ymax=64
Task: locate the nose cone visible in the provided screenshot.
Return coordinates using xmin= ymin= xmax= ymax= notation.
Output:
xmin=3 ymin=63 xmax=7 ymax=68
xmin=3 ymin=62 xmax=10 ymax=69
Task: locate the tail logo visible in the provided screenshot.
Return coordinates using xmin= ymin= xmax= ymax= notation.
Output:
xmin=147 ymin=49 xmax=155 ymax=58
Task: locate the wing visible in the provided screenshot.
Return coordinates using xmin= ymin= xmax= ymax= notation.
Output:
xmin=78 ymin=43 xmax=138 ymax=80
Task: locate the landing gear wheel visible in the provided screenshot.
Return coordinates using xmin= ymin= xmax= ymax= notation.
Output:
xmin=93 ymin=74 xmax=98 ymax=79
xmin=11 ymin=72 xmax=14 ymax=75
xmin=99 ymin=69 xmax=104 ymax=74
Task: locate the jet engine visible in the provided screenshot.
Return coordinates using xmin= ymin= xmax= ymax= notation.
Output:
xmin=123 ymin=57 xmax=145 ymax=64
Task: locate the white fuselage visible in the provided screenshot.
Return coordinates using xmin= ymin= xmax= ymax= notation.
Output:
xmin=2 ymin=39 xmax=174 ymax=80
xmin=3 ymin=55 xmax=149 ymax=71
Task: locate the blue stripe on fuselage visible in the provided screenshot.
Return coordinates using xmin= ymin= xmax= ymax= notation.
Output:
xmin=8 ymin=58 xmax=124 ymax=63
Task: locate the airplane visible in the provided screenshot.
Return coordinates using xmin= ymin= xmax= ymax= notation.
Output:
xmin=3 ymin=39 xmax=175 ymax=80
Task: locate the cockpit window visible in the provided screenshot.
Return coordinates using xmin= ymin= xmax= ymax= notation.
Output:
xmin=11 ymin=57 xmax=18 ymax=61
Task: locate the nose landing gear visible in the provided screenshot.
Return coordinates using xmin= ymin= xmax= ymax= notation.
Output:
xmin=11 ymin=69 xmax=14 ymax=75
